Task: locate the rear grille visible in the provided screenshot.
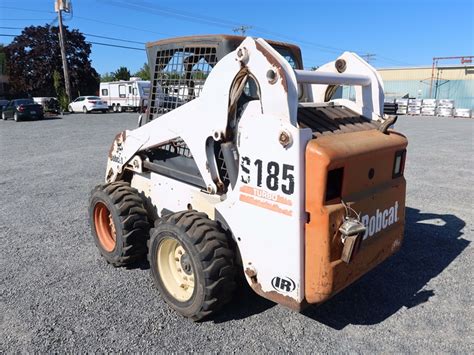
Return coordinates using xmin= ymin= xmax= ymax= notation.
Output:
xmin=298 ymin=105 xmax=379 ymax=138
xmin=216 ymin=144 xmax=230 ymax=187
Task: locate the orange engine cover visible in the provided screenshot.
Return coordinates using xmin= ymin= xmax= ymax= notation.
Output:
xmin=305 ymin=129 xmax=408 ymax=304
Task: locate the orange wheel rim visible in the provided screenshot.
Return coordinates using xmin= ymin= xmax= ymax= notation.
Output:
xmin=93 ymin=202 xmax=116 ymax=252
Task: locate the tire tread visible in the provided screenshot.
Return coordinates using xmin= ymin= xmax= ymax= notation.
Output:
xmin=90 ymin=181 xmax=149 ymax=266
xmin=149 ymin=210 xmax=236 ymax=321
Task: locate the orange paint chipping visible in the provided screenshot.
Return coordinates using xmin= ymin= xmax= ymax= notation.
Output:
xmin=239 ymin=194 xmax=292 ymax=216
xmin=239 ymin=186 xmax=292 ymax=206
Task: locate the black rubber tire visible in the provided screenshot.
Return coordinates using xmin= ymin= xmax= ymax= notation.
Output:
xmin=83 ymin=106 xmax=88 ymax=114
xmin=117 ymin=104 xmax=122 ymax=113
xmin=89 ymin=181 xmax=150 ymax=266
xmin=14 ymin=112 xmax=20 ymax=122
xmin=2 ymin=112 xmax=6 ymax=120
xmin=148 ymin=211 xmax=236 ymax=321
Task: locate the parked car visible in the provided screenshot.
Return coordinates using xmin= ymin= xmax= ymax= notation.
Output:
xmin=33 ymin=97 xmax=61 ymax=115
xmin=1 ymin=99 xmax=44 ymax=121
xmin=68 ymin=96 xmax=108 ymax=113
xmin=0 ymin=99 xmax=9 ymax=112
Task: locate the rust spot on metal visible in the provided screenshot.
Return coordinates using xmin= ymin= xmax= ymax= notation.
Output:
xmin=108 ymin=131 xmax=126 ymax=158
xmin=244 ymin=267 xmax=256 ymax=278
xmin=244 ymin=268 xmax=306 ymax=311
xmin=251 ymin=281 xmax=307 ymax=311
xmin=244 ymin=267 xmax=258 ymax=284
xmin=255 ymin=42 xmax=288 ymax=93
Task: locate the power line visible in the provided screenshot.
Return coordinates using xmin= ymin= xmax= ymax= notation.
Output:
xmin=101 ymin=0 xmax=354 ymax=56
xmin=1 ymin=32 xmax=144 ymax=51
xmin=360 ymin=53 xmax=376 ymax=64
xmin=0 ymin=5 xmax=55 ymax=14
xmin=83 ymin=33 xmax=145 ymax=45
xmin=233 ymin=25 xmax=252 ymax=36
xmin=0 ymin=26 xmax=145 ymax=45
xmin=6 ymin=2 xmax=332 ymax=55
xmin=0 ymin=18 xmax=52 ymax=21
xmin=0 ymin=4 xmax=412 ymax=66
xmin=74 ymin=15 xmax=172 ymax=36
xmin=104 ymin=0 xmax=241 ymax=29
xmin=103 ymin=1 xmax=415 ymax=67
xmin=0 ymin=4 xmax=171 ymax=36
xmin=103 ymin=0 xmax=342 ymax=53
xmin=377 ymin=55 xmax=413 ymax=66
xmin=86 ymin=41 xmax=144 ymax=51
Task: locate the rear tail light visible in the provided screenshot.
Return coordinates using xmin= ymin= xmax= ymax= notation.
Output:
xmin=88 ymin=100 xmax=97 ymax=104
xmin=392 ymin=150 xmax=406 ymax=178
xmin=17 ymin=105 xmax=25 ymax=112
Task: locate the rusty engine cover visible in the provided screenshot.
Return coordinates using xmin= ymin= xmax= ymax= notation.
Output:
xmin=305 ymin=129 xmax=408 ymax=304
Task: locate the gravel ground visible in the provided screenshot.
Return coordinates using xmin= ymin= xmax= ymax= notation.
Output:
xmin=1 ymin=113 xmax=473 ymax=352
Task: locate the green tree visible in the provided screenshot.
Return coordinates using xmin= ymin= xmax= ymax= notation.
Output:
xmin=4 ymin=25 xmax=99 ymax=98
xmin=113 ymin=66 xmax=131 ymax=81
xmin=53 ymin=70 xmax=68 ymax=111
xmin=100 ymin=72 xmax=115 ymax=82
xmin=133 ymin=62 xmax=150 ymax=80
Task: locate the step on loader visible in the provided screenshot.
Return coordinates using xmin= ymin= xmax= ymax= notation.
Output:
xmin=89 ymin=35 xmax=408 ymax=320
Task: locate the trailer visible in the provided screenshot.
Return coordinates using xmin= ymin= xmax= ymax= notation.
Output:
xmin=99 ymin=78 xmax=150 ymax=112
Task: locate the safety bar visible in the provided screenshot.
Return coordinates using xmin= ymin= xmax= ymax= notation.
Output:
xmin=294 ymin=70 xmax=371 ymax=86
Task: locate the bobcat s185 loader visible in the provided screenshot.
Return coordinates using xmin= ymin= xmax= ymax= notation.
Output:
xmin=89 ymin=35 xmax=408 ymax=320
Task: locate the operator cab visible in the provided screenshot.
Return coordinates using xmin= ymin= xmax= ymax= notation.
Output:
xmin=144 ymin=34 xmax=306 ymax=123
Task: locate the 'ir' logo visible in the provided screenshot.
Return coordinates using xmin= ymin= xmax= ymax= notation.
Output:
xmin=271 ymin=276 xmax=296 ymax=293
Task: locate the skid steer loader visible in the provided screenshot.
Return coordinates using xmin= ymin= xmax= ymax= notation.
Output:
xmin=89 ymin=35 xmax=408 ymax=320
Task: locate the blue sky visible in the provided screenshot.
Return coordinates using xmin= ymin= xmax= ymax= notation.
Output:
xmin=0 ymin=0 xmax=473 ymax=75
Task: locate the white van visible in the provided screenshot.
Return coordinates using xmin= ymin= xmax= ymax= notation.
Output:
xmin=100 ymin=78 xmax=150 ymax=112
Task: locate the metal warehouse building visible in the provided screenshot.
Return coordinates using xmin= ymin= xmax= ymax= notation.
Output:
xmin=377 ymin=65 xmax=474 ymax=109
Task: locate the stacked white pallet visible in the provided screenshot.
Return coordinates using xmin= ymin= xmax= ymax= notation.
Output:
xmin=421 ymin=99 xmax=437 ymax=116
xmin=395 ymin=99 xmax=408 ymax=114
xmin=407 ymin=99 xmax=422 ymax=115
xmin=437 ymin=99 xmax=454 ymax=117
xmin=454 ymin=108 xmax=472 ymax=118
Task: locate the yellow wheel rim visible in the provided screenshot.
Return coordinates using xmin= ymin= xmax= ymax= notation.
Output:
xmin=157 ymin=237 xmax=195 ymax=302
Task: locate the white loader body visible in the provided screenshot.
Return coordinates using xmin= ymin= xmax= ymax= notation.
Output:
xmin=103 ymin=36 xmax=402 ymax=309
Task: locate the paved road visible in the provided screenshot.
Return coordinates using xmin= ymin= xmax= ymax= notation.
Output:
xmin=1 ymin=113 xmax=472 ymax=352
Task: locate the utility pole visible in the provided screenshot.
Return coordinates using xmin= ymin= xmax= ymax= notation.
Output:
xmin=55 ymin=0 xmax=72 ymax=102
xmin=360 ymin=53 xmax=376 ymax=64
xmin=232 ymin=25 xmax=252 ymax=36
